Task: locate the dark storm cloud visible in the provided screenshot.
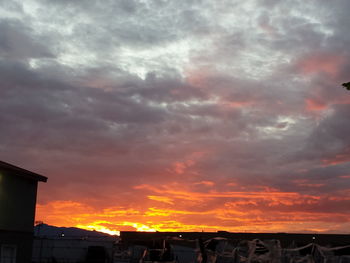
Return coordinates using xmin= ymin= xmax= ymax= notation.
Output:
xmin=296 ymin=103 xmax=350 ymax=172
xmin=0 ymin=61 xmax=169 ymax=145
xmin=0 ymin=60 xmax=185 ymax=199
xmin=311 ymin=104 xmax=350 ymax=149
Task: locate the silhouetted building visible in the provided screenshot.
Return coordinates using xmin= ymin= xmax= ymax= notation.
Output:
xmin=32 ymin=237 xmax=115 ymax=263
xmin=0 ymin=160 xmax=47 ymax=263
xmin=32 ymin=224 xmax=117 ymax=263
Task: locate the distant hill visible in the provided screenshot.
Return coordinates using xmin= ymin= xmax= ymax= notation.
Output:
xmin=34 ymin=223 xmax=116 ymax=239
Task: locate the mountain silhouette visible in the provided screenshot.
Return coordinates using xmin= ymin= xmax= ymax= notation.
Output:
xmin=34 ymin=224 xmax=115 ymax=238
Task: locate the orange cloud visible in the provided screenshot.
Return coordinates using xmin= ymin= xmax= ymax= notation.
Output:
xmin=293 ymin=179 xmax=325 ymax=188
xmin=148 ymin=195 xmax=174 ymax=204
xmin=169 ymin=152 xmax=207 ymax=175
xmin=305 ymin=98 xmax=328 ymax=111
xmin=194 ymin=180 xmax=215 ymax=187
xmin=322 ymin=151 xmax=350 ymax=166
xmin=297 ymin=53 xmax=345 ymax=78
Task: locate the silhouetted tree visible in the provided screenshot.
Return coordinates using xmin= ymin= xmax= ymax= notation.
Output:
xmin=342 ymin=82 xmax=350 ymax=90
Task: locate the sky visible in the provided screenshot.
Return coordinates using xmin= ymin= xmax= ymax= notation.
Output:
xmin=0 ymin=0 xmax=350 ymax=235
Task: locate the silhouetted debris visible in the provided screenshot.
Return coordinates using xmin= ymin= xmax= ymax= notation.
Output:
xmin=116 ymin=232 xmax=350 ymax=263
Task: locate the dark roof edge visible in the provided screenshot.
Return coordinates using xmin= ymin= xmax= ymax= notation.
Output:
xmin=0 ymin=160 xmax=47 ymax=182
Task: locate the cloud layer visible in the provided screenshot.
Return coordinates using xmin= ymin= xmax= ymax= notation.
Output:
xmin=1 ymin=0 xmax=350 ymax=234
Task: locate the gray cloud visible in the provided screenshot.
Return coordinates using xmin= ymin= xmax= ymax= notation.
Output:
xmin=0 ymin=19 xmax=53 ymax=60
xmin=1 ymin=0 xmax=350 ymax=232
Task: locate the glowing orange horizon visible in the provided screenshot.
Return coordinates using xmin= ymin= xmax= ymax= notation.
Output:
xmin=35 ymin=183 xmax=350 ymax=235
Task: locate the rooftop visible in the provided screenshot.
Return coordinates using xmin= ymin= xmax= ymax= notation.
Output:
xmin=0 ymin=160 xmax=47 ymax=182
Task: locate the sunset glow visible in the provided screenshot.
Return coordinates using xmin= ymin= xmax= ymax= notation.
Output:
xmin=36 ymin=182 xmax=350 ymax=234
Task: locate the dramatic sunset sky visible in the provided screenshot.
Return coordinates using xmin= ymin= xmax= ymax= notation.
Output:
xmin=1 ymin=0 xmax=350 ymax=235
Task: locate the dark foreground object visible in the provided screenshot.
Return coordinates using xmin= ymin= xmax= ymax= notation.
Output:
xmin=115 ymin=232 xmax=350 ymax=263
xmin=121 ymin=231 xmax=350 ymax=247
